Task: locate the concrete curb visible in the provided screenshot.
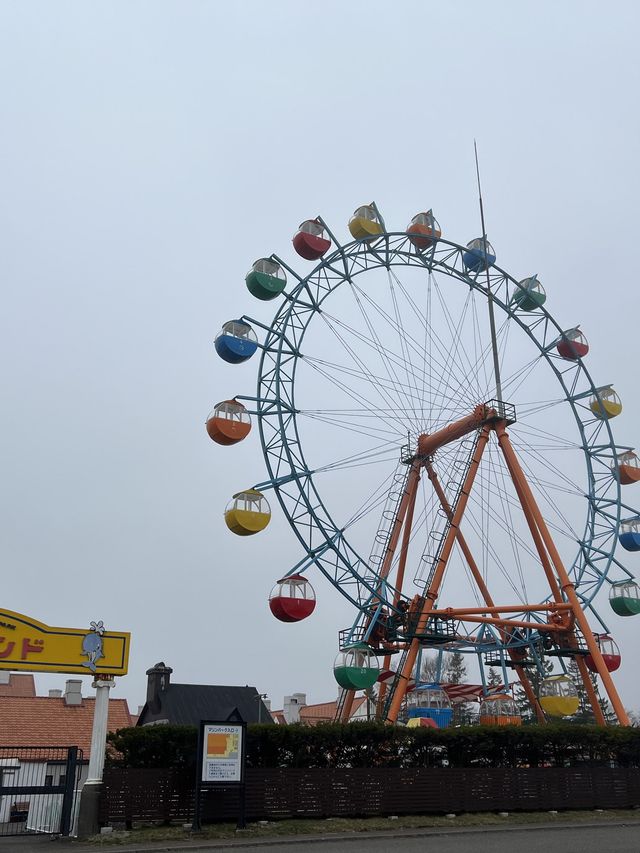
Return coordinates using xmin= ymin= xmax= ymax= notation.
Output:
xmin=46 ymin=818 xmax=640 ymax=852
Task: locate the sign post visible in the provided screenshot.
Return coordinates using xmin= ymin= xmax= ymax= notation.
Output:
xmin=0 ymin=609 xmax=131 ymax=837
xmin=192 ymin=720 xmax=247 ymax=831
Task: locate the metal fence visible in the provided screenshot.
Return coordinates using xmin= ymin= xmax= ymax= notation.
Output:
xmin=0 ymin=746 xmax=83 ymax=836
xmin=99 ymin=765 xmax=640 ymax=826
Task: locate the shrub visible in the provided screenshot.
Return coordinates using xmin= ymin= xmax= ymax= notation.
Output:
xmin=106 ymin=722 xmax=640 ymax=770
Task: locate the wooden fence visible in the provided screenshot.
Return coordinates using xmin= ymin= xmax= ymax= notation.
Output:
xmin=99 ymin=766 xmax=640 ymax=825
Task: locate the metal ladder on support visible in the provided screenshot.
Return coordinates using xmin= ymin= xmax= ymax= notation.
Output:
xmin=381 ymin=430 xmax=482 ymax=721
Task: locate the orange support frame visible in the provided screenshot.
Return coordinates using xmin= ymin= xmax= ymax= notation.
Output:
xmin=375 ymin=407 xmax=629 ymax=727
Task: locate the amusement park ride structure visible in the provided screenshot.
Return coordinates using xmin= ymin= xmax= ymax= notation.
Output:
xmin=208 ymin=191 xmax=640 ymax=728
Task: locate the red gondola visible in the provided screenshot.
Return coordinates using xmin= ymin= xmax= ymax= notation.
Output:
xmin=585 ymin=634 xmax=621 ymax=672
xmin=269 ymin=575 xmax=316 ymax=622
xmin=293 ymin=219 xmax=331 ymax=260
xmin=556 ymin=327 xmax=589 ymax=360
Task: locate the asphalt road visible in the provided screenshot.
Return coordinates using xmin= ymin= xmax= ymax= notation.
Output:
xmin=2 ymin=824 xmax=640 ymax=853
xmin=241 ymin=824 xmax=640 ymax=853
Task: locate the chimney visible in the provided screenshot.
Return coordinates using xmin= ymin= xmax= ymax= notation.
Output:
xmin=64 ymin=680 xmax=82 ymax=706
xmin=263 ymin=698 xmax=271 ymax=711
xmin=49 ymin=689 xmax=63 ymax=699
xmin=283 ymin=693 xmax=307 ymax=723
xmin=146 ymin=662 xmax=172 ymax=711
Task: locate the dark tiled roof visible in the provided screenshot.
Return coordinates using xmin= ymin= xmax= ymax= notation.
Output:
xmin=138 ymin=684 xmax=273 ymax=726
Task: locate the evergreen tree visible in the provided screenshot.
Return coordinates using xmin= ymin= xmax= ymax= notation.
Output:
xmin=566 ymin=658 xmax=593 ymax=723
xmin=445 ymin=651 xmax=470 ymax=725
xmin=565 ymin=658 xmax=618 ymax=725
xmin=418 ymin=651 xmax=472 ymax=725
xmin=446 ymin=651 xmax=467 ymax=684
xmin=591 ymin=673 xmax=618 ymax=725
xmin=487 ymin=667 xmax=502 ymax=689
xmin=514 ymin=657 xmax=554 ymax=724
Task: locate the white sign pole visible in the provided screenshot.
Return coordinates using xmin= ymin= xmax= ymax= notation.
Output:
xmin=87 ymin=675 xmax=114 ymax=783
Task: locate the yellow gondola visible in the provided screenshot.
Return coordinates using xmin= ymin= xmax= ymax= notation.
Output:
xmin=589 ymin=386 xmax=622 ymax=420
xmin=224 ymin=489 xmax=271 ymax=536
xmin=538 ymin=675 xmax=579 ymax=717
xmin=348 ymin=204 xmax=383 ymax=240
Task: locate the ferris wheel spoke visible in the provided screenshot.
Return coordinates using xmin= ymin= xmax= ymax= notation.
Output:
xmin=316 ymin=310 xmax=423 ymax=433
xmin=315 ymin=313 xmax=449 ymax=405
xmin=510 ymin=422 xmax=581 ymax=450
xmin=517 ymin=398 xmax=569 ymax=417
xmin=347 ymin=277 xmax=481 ymax=416
xmin=300 ymin=411 xmax=403 ymax=442
xmin=387 ymin=269 xmax=426 ymax=426
xmin=461 ymin=512 xmax=530 ymax=604
xmin=510 ymin=437 xmax=585 ymax=495
xmin=484 ymin=447 xmax=530 ymax=600
xmin=389 ymin=268 xmax=481 ymax=410
xmin=509 ymin=444 xmax=582 ymax=541
xmin=429 ymin=277 xmax=487 ymax=406
xmin=392 ymin=270 xmax=484 ymax=408
xmin=302 ymin=328 xmax=412 ymax=434
xmin=346 ymin=281 xmax=424 ymax=432
xmin=499 ymin=355 xmax=545 ymax=401
xmin=313 ymin=442 xmax=401 ymax=474
xmin=304 ymin=354 xmax=439 ymax=407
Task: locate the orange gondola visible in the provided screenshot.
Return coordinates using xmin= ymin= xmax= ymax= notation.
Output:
xmin=206 ymin=400 xmax=251 ymax=446
xmin=406 ymin=210 xmax=441 ymax=251
xmin=479 ymin=694 xmax=521 ymax=726
xmin=615 ymin=450 xmax=640 ymax=485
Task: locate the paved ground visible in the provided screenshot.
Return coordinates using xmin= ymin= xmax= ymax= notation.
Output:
xmin=2 ymin=823 xmax=640 ymax=853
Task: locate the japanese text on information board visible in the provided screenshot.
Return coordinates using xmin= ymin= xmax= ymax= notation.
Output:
xmin=201 ymin=724 xmax=244 ymax=783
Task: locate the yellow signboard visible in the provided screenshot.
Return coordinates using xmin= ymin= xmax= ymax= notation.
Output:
xmin=0 ymin=609 xmax=130 ymax=676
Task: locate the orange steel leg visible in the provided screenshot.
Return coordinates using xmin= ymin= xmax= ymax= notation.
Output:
xmin=496 ymin=422 xmax=630 ymax=726
xmin=493 ymin=427 xmax=565 ymax=608
xmin=575 ymin=654 xmax=606 ymax=726
xmin=426 ymin=461 xmax=546 ymax=722
xmin=376 ymin=465 xmax=421 ymax=718
xmin=341 ymin=460 xmax=422 ymax=723
xmin=385 ymin=426 xmax=491 ymax=723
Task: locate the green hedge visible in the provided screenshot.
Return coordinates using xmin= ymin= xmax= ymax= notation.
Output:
xmin=107 ymin=722 xmax=640 ymax=770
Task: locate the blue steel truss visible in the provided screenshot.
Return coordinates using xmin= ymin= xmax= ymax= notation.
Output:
xmin=238 ymin=227 xmax=637 ymax=655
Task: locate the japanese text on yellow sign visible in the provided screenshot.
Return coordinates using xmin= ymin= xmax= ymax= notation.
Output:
xmin=0 ymin=609 xmax=130 ymax=675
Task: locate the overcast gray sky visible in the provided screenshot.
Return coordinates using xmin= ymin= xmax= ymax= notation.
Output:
xmin=1 ymin=1 xmax=639 ymax=716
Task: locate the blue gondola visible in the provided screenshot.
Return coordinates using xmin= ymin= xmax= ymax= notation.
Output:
xmin=619 ymin=517 xmax=640 ymax=552
xmin=214 ymin=320 xmax=258 ymax=364
xmin=462 ymin=237 xmax=496 ymax=272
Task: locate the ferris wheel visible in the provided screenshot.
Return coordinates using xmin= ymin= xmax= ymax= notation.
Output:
xmin=208 ymin=202 xmax=640 ymax=726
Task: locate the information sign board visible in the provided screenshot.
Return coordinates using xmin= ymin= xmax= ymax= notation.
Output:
xmin=200 ymin=722 xmax=244 ymax=783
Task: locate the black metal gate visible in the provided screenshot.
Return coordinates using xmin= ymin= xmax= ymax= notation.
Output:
xmin=0 ymin=746 xmax=83 ymax=836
